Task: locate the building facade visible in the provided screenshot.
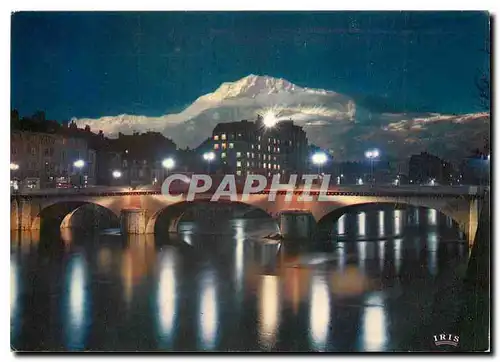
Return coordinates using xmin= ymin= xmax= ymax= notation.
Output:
xmin=10 ymin=131 xmax=96 ymax=189
xmin=210 ymin=118 xmax=308 ymax=179
xmin=108 ymin=131 xmax=178 ymax=187
xmin=408 ymin=152 xmax=457 ymax=185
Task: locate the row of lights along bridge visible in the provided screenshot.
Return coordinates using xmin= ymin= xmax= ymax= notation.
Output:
xmin=10 ymin=148 xmax=381 ymax=186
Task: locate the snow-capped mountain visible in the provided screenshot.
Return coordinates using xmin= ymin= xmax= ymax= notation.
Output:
xmin=73 ymin=74 xmax=356 ymax=146
xmin=73 ymin=74 xmax=490 ymax=160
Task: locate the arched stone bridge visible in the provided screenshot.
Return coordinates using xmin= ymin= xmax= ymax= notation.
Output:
xmin=10 ymin=185 xmax=486 ymax=246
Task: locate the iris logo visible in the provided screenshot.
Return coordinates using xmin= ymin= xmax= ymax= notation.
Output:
xmin=433 ymin=333 xmax=460 ymax=347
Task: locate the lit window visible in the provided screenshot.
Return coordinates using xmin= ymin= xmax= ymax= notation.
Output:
xmin=263 ymin=163 xmax=267 ymax=168
xmin=251 ymin=145 xmax=254 ymax=149
xmin=278 ymin=165 xmax=280 ymax=170
xmin=221 ymin=153 xmax=226 ymax=158
xmin=236 ymin=170 xmax=242 ymax=176
xmin=268 ymin=164 xmax=272 ymax=169
xmin=258 ymin=136 xmax=261 ymax=141
xmin=247 ymin=162 xmax=250 ymax=167
xmin=268 ymin=146 xmax=271 ymax=152
xmin=214 ymin=144 xmax=220 ymax=150
xmin=258 ymin=145 xmax=261 ymax=150
xmin=252 ymin=153 xmax=255 ymax=158
xmin=221 ymin=134 xmax=227 ymax=140
xmin=277 ymin=147 xmax=280 ymax=152
xmin=274 ymin=164 xmax=277 ymax=169
xmin=229 ymin=143 xmax=234 ymax=149
xmin=214 ymin=135 xmax=219 ymax=141
xmin=237 ymin=161 xmax=242 ymax=167
xmin=247 ymin=152 xmax=250 ymax=157
xmin=236 ymin=152 xmax=241 ymax=157
xmin=222 ymin=143 xmax=227 ymax=150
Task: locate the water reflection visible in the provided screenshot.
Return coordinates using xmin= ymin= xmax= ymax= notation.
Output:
xmin=309 ymin=274 xmax=330 ymax=351
xmin=362 ymin=294 xmax=387 ymax=351
xmin=428 ymin=209 xmax=437 ymax=226
xmin=10 ymin=259 xmax=19 ymax=340
xmin=393 ymin=209 xmax=402 ymax=236
xmin=337 ymin=242 xmax=346 ymax=271
xmin=64 ymin=254 xmax=89 ymax=350
xmin=234 ymin=220 xmax=245 ymax=298
xmin=97 ymin=247 xmax=113 ymax=275
xmin=198 ymin=272 xmax=218 ymax=350
xmin=11 ymin=206 xmax=469 ymax=352
xmin=394 ymin=238 xmax=402 ymax=275
xmin=428 ymin=232 xmax=439 ymax=276
xmin=157 ymin=247 xmax=177 ymax=347
xmin=337 ymin=215 xmax=345 ymax=235
xmin=259 ymin=275 xmax=280 ymax=349
xmin=446 ymin=216 xmax=453 ymax=228
xmin=378 ymin=211 xmax=385 ymax=237
xmin=358 ymin=241 xmax=367 ymax=272
xmin=358 ymin=212 xmax=366 ymax=236
xmin=378 ymin=241 xmax=385 ymax=272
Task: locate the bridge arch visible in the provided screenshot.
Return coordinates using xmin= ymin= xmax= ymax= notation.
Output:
xmin=312 ymin=196 xmax=471 ymax=230
xmin=316 ymin=201 xmax=463 ymax=239
xmin=31 ymin=201 xmax=120 ymax=232
xmin=317 ymin=201 xmax=459 ymax=227
xmin=146 ymin=199 xmax=274 ymax=234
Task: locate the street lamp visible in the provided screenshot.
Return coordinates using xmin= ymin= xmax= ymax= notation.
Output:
xmin=203 ymin=152 xmax=215 ymax=174
xmin=10 ymin=163 xmax=20 ymax=192
xmin=162 ymin=158 xmax=175 ymax=179
xmin=311 ymin=152 xmax=328 ymax=175
xmin=73 ymin=159 xmax=85 ymax=188
xmin=112 ymin=170 xmax=122 ymax=179
xmin=73 ymin=160 xmax=85 ymax=169
xmin=364 ymin=149 xmax=380 ymax=184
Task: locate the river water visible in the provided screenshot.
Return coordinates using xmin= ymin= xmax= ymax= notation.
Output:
xmin=11 ymin=205 xmax=469 ymax=352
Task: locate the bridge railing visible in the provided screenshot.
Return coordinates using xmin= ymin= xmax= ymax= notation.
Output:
xmin=12 ymin=184 xmax=486 ymax=198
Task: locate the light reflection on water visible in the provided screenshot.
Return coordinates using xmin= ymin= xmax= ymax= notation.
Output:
xmin=10 ymin=205 xmax=468 ymax=352
xmin=157 ymin=247 xmax=177 ymax=347
xmin=362 ymin=293 xmax=387 ymax=352
xmin=199 ymin=271 xmax=218 ymax=350
xmin=309 ymin=274 xmax=330 ymax=351
xmin=10 ymin=259 xmax=19 ymax=339
xmin=64 ymin=254 xmax=89 ymax=350
xmin=259 ymin=275 xmax=280 ymax=349
xmin=379 ymin=211 xmax=385 ymax=237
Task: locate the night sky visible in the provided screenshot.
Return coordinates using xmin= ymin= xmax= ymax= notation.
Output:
xmin=11 ymin=11 xmax=490 ymax=121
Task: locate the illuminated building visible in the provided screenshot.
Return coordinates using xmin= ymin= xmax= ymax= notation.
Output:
xmin=10 ymin=131 xmax=96 ymax=189
xmin=210 ymin=117 xmax=308 ymax=178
